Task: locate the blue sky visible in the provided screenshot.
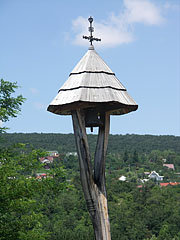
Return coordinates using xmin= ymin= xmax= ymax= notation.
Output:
xmin=0 ymin=0 xmax=179 ymax=136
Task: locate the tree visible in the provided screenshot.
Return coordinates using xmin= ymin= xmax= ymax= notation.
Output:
xmin=0 ymin=78 xmax=25 ymax=133
xmin=133 ymin=150 xmax=139 ymax=164
xmin=0 ymin=145 xmax=70 ymax=240
xmin=123 ymin=150 xmax=129 ymax=163
xmin=0 ymin=145 xmax=50 ymax=240
xmin=0 ymin=80 xmax=66 ymax=240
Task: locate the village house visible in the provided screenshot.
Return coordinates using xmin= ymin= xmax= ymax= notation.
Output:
xmin=47 ymin=151 xmax=59 ymax=157
xmin=66 ymin=152 xmax=78 ymax=157
xmin=163 ymin=163 xmax=175 ymax=170
xmin=148 ymin=171 xmax=164 ymax=181
xmin=119 ymin=176 xmax=126 ymax=181
xmin=140 ymin=178 xmax=149 ymax=183
xmin=160 ymin=182 xmax=180 ymax=187
xmin=39 ymin=156 xmax=54 ymax=164
xmin=36 ymin=173 xmax=47 ymax=180
xmin=39 ymin=150 xmax=59 ymax=166
xmin=162 ymin=158 xmax=167 ymax=163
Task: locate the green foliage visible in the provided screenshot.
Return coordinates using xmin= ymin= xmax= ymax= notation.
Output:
xmin=107 ymin=181 xmax=180 ymax=240
xmin=0 ymin=79 xmax=25 ymax=132
xmin=0 ymin=147 xmax=43 ymax=239
xmin=0 ymin=145 xmax=69 ymax=240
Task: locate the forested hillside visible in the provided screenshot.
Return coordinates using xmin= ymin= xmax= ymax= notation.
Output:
xmin=1 ymin=133 xmax=180 ymax=153
xmin=1 ymin=133 xmax=180 ymax=240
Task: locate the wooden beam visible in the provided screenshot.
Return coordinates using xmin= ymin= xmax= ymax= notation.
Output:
xmin=94 ymin=112 xmax=110 ymax=192
xmin=72 ymin=110 xmax=94 ymax=213
xmin=94 ymin=112 xmax=111 ymax=239
xmin=72 ymin=110 xmax=111 ymax=240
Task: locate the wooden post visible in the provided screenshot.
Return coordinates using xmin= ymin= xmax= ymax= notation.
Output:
xmin=72 ymin=109 xmax=111 ymax=240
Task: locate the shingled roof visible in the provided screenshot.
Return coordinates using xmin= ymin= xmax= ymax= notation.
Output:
xmin=47 ymin=45 xmax=138 ymax=115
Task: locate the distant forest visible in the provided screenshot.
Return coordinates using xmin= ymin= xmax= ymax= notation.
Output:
xmin=1 ymin=133 xmax=180 ymax=154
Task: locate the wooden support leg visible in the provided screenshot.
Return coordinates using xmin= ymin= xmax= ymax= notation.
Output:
xmin=72 ymin=110 xmax=111 ymax=240
xmin=71 ymin=110 xmax=95 ymax=213
xmin=94 ymin=113 xmax=111 ymax=239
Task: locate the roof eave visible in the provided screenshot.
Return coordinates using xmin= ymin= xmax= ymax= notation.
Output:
xmin=47 ymin=101 xmax=138 ymax=116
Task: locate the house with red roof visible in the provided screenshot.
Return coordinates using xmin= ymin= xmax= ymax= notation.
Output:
xmin=160 ymin=182 xmax=180 ymax=187
xmin=39 ymin=156 xmax=54 ymax=164
xmin=163 ymin=164 xmax=175 ymax=170
xmin=36 ymin=173 xmax=47 ymax=180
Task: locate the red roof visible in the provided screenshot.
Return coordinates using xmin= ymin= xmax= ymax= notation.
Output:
xmin=39 ymin=156 xmax=54 ymax=162
xmin=160 ymin=182 xmax=180 ymax=187
xmin=169 ymin=182 xmax=179 ymax=186
xmin=163 ymin=164 xmax=175 ymax=170
xmin=160 ymin=183 xmax=169 ymax=187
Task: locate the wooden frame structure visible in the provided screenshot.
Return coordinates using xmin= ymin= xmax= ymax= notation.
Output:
xmin=72 ymin=109 xmax=111 ymax=239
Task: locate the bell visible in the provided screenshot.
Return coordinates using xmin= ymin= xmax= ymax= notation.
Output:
xmin=85 ymin=110 xmax=104 ymax=132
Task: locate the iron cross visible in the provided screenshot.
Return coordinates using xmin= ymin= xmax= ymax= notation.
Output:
xmin=83 ymin=16 xmax=101 ymax=45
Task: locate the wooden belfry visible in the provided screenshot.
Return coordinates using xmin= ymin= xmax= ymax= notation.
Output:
xmin=48 ymin=17 xmax=138 ymax=240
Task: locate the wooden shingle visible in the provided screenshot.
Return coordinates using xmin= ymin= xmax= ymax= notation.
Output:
xmin=47 ymin=45 xmax=138 ymax=115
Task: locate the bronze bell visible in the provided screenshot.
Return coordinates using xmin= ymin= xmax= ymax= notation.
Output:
xmin=85 ymin=110 xmax=104 ymax=132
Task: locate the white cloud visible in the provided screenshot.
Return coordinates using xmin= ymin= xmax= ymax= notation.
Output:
xmin=124 ymin=0 xmax=164 ymax=25
xmin=72 ymin=0 xmax=166 ymax=48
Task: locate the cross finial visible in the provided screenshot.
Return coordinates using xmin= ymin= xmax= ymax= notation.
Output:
xmin=83 ymin=16 xmax=101 ymax=46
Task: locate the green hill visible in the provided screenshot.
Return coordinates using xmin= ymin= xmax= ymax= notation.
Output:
xmin=1 ymin=133 xmax=179 ymax=154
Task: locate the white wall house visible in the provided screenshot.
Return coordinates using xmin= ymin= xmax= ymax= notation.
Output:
xmin=148 ymin=171 xmax=164 ymax=181
xmin=119 ymin=176 xmax=126 ymax=181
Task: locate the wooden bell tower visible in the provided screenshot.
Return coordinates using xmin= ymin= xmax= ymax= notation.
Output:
xmin=47 ymin=16 xmax=138 ymax=240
